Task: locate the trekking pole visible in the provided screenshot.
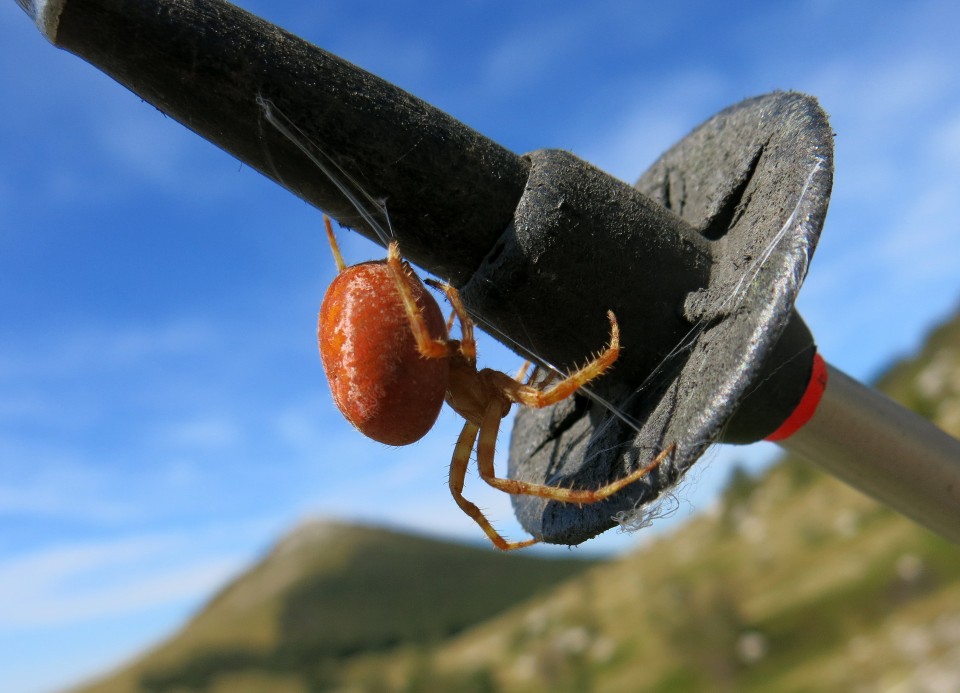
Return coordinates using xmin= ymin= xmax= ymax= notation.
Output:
xmin=14 ymin=0 xmax=960 ymax=546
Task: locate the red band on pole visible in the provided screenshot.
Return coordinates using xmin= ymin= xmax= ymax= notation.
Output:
xmin=765 ymin=352 xmax=828 ymax=442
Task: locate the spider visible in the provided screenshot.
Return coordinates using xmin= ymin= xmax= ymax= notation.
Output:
xmin=317 ymin=215 xmax=671 ymax=550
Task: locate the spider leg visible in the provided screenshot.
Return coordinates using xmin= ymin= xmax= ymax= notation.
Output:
xmin=323 ymin=214 xmax=347 ymax=273
xmin=517 ymin=363 xmax=556 ymax=387
xmin=425 ymin=279 xmax=476 ymax=364
xmin=514 ymin=360 xmax=532 ymax=383
xmin=488 ymin=311 xmax=620 ymax=409
xmin=448 ymin=419 xmax=539 ymax=551
xmin=476 ymin=402 xmax=675 ymax=503
xmin=386 ymin=242 xmax=450 ymax=359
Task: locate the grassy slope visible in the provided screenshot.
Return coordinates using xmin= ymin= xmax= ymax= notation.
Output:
xmin=74 ymin=522 xmax=598 ymax=693
xmin=332 ymin=308 xmax=960 ymax=692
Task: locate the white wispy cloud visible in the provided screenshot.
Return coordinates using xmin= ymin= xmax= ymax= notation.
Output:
xmin=576 ymin=67 xmax=731 ymax=183
xmin=479 ymin=14 xmax=587 ymax=97
xmin=0 ymin=533 xmax=244 ymax=630
xmin=0 ymin=319 xmax=219 ymax=381
xmin=0 ymin=482 xmax=139 ymax=523
xmin=159 ymin=416 xmax=245 ymax=451
xmin=929 ymin=109 xmax=960 ymax=162
xmin=875 ymin=181 xmax=960 ymax=285
xmin=93 ymin=103 xmax=255 ymax=201
xmin=0 ymin=436 xmax=140 ymax=521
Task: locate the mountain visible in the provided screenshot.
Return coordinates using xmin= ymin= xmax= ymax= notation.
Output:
xmin=73 ymin=522 xmax=598 ymax=693
xmin=75 ymin=304 xmax=960 ymax=692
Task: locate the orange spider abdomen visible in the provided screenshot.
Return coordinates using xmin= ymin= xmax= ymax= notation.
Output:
xmin=318 ymin=260 xmax=449 ymax=446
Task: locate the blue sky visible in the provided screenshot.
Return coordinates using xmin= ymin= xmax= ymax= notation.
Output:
xmin=3 ymin=0 xmax=960 ymax=691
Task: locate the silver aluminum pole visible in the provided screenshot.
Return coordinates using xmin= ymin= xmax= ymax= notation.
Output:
xmin=780 ymin=361 xmax=960 ymax=544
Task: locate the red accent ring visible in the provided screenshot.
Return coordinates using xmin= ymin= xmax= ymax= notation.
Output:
xmin=765 ymin=352 xmax=828 ymax=442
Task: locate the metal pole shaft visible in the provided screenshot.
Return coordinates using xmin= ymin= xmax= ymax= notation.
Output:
xmin=781 ymin=361 xmax=960 ymax=544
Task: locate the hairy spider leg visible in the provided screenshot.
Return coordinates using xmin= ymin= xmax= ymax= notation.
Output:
xmin=486 ymin=311 xmax=620 ymax=408
xmin=444 ymin=309 xmax=458 ymax=333
xmin=385 ymin=241 xmax=451 ymax=359
xmin=514 ymin=360 xmax=533 ymax=383
xmin=424 ymin=279 xmax=476 ymax=364
xmin=449 ymin=420 xmax=540 ymax=551
xmin=323 ymin=215 xmax=347 ymax=273
xmin=475 ymin=402 xmax=676 ymax=502
xmin=320 ymin=218 xmax=448 ymax=359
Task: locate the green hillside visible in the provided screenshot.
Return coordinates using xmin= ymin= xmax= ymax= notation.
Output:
xmin=355 ymin=309 xmax=960 ymax=692
xmin=74 ymin=522 xmax=598 ymax=693
xmin=74 ymin=304 xmax=960 ymax=692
